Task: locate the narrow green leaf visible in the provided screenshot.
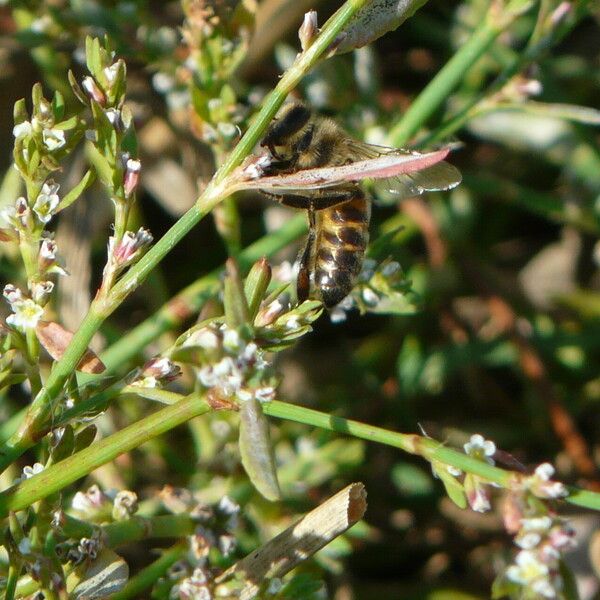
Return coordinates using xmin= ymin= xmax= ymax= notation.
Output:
xmin=239 ymin=398 xmax=281 ymax=501
xmin=224 ymin=259 xmax=250 ymax=328
xmin=57 ymin=170 xmax=96 ymax=212
xmin=433 ymin=461 xmax=467 ymax=508
xmin=244 ymin=258 xmax=272 ymax=320
xmin=13 ymin=98 xmax=28 ymax=125
xmin=334 ymin=0 xmax=429 ymax=54
xmin=52 ymin=90 xmax=65 ymax=121
xmin=496 ymin=101 xmax=600 ymax=125
xmin=69 ymin=70 xmax=89 ymax=105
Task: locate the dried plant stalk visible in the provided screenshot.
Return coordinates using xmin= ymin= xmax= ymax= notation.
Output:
xmin=218 ymin=483 xmax=367 ymax=598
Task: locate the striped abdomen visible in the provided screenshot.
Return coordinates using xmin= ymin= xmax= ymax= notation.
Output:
xmin=314 ymin=192 xmax=370 ymax=308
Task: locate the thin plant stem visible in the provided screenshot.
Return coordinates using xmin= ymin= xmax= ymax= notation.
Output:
xmin=388 ymin=0 xmax=532 ymax=145
xmin=0 ymin=393 xmax=209 ymax=516
xmin=0 ymin=0 xmax=370 ymax=471
xmin=65 ymin=386 xmax=600 ymax=513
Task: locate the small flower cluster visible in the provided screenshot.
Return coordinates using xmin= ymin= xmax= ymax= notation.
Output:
xmin=130 ymin=356 xmax=181 ymax=388
xmin=329 ymin=258 xmax=417 ymax=322
xmin=104 ymin=227 xmax=153 ymax=277
xmin=161 ymin=488 xmax=242 ymax=599
xmin=70 ymin=484 xmax=138 ymax=523
xmin=3 ymin=284 xmax=45 ymax=331
xmin=151 ymin=0 xmax=250 ymax=149
xmin=185 ymin=323 xmax=276 ymax=405
xmin=498 ymin=464 xmax=574 ymax=599
xmin=71 ymin=38 xmax=140 ymax=204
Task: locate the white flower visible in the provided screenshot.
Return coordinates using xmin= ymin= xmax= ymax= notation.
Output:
xmin=223 ymin=328 xmax=241 ymax=352
xmin=22 ymin=462 xmax=44 ymax=479
xmin=361 ymin=287 xmax=379 ymax=306
xmin=6 ymin=298 xmax=44 ymax=330
xmin=33 ymin=181 xmax=60 ymax=224
xmin=254 ymin=386 xmax=276 ymax=403
xmin=516 ymin=532 xmax=542 ymax=549
xmin=329 ymin=295 xmax=356 ymax=323
xmin=18 ymin=538 xmax=32 ymax=554
xmin=506 ymin=550 xmax=549 ymax=585
xmin=105 ymin=108 xmax=121 ymax=126
xmin=535 ymin=463 xmax=555 ymax=480
xmin=267 ymin=578 xmax=283 ymax=594
xmin=4 ymin=284 xmax=23 ymax=304
xmin=285 ymin=315 xmax=301 ymax=330
xmin=192 ymin=328 xmax=219 ymax=350
xmin=464 ymin=434 xmax=496 ymax=465
xmin=521 ymin=516 xmax=553 ymax=532
xmin=527 ymin=463 xmax=568 ymax=499
xmin=30 ymin=280 xmax=54 ymax=303
xmin=103 ymin=62 xmax=120 ymax=85
xmin=532 ymin=577 xmax=558 ymax=598
xmin=13 ymin=121 xmax=32 ymax=138
xmin=469 ymin=485 xmax=491 ymax=513
xmin=42 ymin=128 xmax=66 ymax=151
xmin=40 ymin=238 xmax=58 ymax=260
xmin=152 ymin=72 xmax=175 ymax=94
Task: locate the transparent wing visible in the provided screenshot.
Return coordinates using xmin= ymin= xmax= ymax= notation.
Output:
xmin=347 ymin=141 xmax=462 ymax=199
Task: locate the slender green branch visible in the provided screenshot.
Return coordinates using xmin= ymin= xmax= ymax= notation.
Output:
xmin=261 ymin=401 xmax=600 ymax=511
xmin=51 ymin=385 xmax=600 ymax=513
xmin=103 ymin=514 xmax=196 ymax=547
xmin=0 ymin=393 xmax=209 ymax=517
xmin=0 ymin=0 xmax=370 ymax=469
xmin=389 ymin=0 xmax=532 ymax=145
xmin=417 ymin=0 xmax=588 ymax=148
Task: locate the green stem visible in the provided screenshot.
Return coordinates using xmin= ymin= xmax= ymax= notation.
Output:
xmin=261 ymin=400 xmax=600 ymax=511
xmin=418 ymin=1 xmax=588 ymax=148
xmin=79 ymin=387 xmax=600 ymax=513
xmin=389 ymin=0 xmax=530 ymax=145
xmin=1 ymin=0 xmax=370 ymax=469
xmin=0 ymin=393 xmax=209 ymax=517
xmin=111 ymin=543 xmax=187 ymax=600
xmin=103 ymin=514 xmax=196 ymax=547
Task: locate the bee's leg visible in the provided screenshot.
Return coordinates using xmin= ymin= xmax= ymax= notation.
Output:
xmin=260 ymin=189 xmax=358 ymax=211
xmin=297 ymin=207 xmax=316 ymax=303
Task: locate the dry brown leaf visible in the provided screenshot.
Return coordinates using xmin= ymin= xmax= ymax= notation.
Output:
xmin=36 ymin=321 xmax=106 ymax=374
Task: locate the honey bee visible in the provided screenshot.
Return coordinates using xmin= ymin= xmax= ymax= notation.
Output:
xmin=258 ymin=103 xmax=462 ymax=308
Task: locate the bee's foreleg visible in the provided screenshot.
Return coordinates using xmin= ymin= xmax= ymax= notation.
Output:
xmin=260 ymin=189 xmax=359 ymax=211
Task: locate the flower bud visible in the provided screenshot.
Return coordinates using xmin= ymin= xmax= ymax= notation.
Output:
xmin=299 ymin=10 xmax=319 ymax=51
xmin=82 ymin=76 xmax=106 ymax=105
xmin=124 ymin=158 xmax=141 ymax=198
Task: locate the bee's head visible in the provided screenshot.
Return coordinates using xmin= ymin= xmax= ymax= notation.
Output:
xmin=261 ymin=103 xmax=312 ymax=160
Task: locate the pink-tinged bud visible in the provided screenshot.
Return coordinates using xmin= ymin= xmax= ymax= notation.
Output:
xmin=299 ymin=10 xmax=319 ymax=51
xmin=142 ymin=356 xmax=181 ymax=382
xmin=550 ymin=1 xmax=571 ymax=25
xmin=81 ymin=76 xmax=106 ymax=105
xmin=3 ymin=284 xmax=23 ymax=304
xmin=112 ymin=227 xmax=153 ymax=265
xmin=516 ymin=79 xmax=543 ymax=97
xmin=124 ymin=158 xmax=141 ymax=197
xmin=255 ymin=298 xmax=286 ymax=327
